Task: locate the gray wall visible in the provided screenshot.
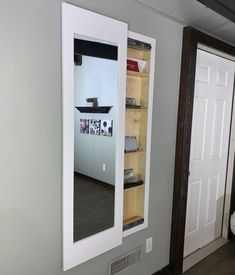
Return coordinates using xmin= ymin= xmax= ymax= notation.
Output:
xmin=0 ymin=1 xmax=182 ymax=275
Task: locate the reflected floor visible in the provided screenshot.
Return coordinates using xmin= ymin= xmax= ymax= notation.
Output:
xmin=74 ymin=173 xmax=114 ymax=242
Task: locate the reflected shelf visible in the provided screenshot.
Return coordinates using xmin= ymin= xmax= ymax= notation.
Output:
xmin=75 ymin=106 xmax=113 ymax=113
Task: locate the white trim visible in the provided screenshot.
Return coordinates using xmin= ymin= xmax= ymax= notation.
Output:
xmin=123 ymin=31 xmax=156 ymax=237
xmin=223 ymin=74 xmax=235 ymax=239
xmin=123 ymin=223 xmax=146 ymax=238
xmin=62 ymin=3 xmax=127 ymax=270
xmin=198 ymin=44 xmax=235 ymax=62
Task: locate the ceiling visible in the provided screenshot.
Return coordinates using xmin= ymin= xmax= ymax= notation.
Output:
xmin=135 ymin=0 xmax=235 ymax=45
xmin=198 ymin=0 xmax=235 ymax=23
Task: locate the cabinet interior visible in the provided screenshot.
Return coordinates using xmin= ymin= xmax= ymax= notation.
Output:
xmin=123 ymin=39 xmax=152 ymax=231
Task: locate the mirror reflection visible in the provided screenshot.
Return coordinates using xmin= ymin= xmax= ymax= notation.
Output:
xmin=73 ymin=37 xmax=118 ymax=242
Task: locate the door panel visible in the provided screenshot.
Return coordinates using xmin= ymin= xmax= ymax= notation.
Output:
xmin=216 ymin=70 xmax=228 ymax=87
xmin=184 ymin=49 xmax=235 ymax=257
xmin=205 ymin=175 xmax=219 ymax=224
xmin=210 ymin=100 xmax=225 ymax=158
xmin=186 ymin=179 xmax=202 ymax=234
xmin=190 ymin=98 xmax=208 ymax=163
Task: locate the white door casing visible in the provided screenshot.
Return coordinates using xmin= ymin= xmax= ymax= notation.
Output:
xmin=184 ymin=49 xmax=235 ymax=257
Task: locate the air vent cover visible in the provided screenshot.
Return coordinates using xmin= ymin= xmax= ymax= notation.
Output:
xmin=108 ymin=247 xmax=141 ymax=275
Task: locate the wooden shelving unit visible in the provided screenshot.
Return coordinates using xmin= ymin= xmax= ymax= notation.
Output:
xmin=123 ymin=33 xmax=155 ymax=234
xmin=123 ymin=185 xmax=145 ymax=229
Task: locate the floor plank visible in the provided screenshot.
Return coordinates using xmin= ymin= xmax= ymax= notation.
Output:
xmin=185 ymin=241 xmax=235 ymax=275
xmin=73 ymin=173 xmax=114 ymax=242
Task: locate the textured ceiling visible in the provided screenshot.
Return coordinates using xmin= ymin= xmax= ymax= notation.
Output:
xmin=135 ymin=0 xmax=235 ymax=45
xmin=198 ymin=0 xmax=235 ymax=23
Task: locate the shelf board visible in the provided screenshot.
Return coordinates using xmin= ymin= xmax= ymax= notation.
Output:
xmin=127 ymin=70 xmax=149 ymax=78
xmin=126 ymin=106 xmax=147 ymax=112
xmin=128 ymin=45 xmax=150 ymax=52
xmin=124 ymin=179 xmax=144 ymax=189
xmin=125 ymin=150 xmax=146 ymax=156
xmin=75 ymin=106 xmax=112 ymax=113
xmin=123 ymin=216 xmax=144 ymax=231
xmin=127 ymin=46 xmax=150 ymax=61
xmin=127 ymin=53 xmax=148 ymax=62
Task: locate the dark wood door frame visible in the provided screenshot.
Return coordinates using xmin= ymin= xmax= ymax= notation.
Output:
xmin=169 ymin=26 xmax=235 ymax=274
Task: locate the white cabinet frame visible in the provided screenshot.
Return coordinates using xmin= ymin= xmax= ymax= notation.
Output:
xmin=62 ymin=3 xmax=127 ymax=270
xmin=123 ymin=32 xmax=156 ymax=237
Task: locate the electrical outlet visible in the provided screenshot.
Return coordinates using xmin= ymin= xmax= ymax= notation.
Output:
xmin=102 ymin=164 xmax=106 ymax=171
xmin=146 ymin=237 xmax=152 ymax=254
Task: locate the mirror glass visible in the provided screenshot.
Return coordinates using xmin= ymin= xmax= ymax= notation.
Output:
xmin=73 ymin=36 xmax=118 ymax=242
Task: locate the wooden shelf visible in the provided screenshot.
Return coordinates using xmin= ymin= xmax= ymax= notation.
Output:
xmin=124 ymin=178 xmax=144 ymax=189
xmin=125 ymin=150 xmax=146 ymax=156
xmin=126 ymin=107 xmax=147 ymax=112
xmin=128 ymin=45 xmax=150 ymax=52
xmin=123 ymin=215 xmax=143 ymax=225
xmin=123 ymin=216 xmax=144 ymax=231
xmin=127 ymin=70 xmax=149 ymax=78
xmin=127 ymin=46 xmax=150 ymax=61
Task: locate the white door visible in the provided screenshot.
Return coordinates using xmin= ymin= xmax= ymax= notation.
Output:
xmin=184 ymin=49 xmax=235 ymax=257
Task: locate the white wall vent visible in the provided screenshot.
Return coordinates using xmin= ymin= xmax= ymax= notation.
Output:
xmin=108 ymin=247 xmax=141 ymax=275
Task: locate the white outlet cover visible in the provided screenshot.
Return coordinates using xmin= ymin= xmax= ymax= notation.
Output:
xmin=146 ymin=237 xmax=152 ymax=254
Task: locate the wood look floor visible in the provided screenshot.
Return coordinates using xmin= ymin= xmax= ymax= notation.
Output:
xmin=185 ymin=241 xmax=235 ymax=275
xmin=74 ymin=173 xmax=114 ymax=242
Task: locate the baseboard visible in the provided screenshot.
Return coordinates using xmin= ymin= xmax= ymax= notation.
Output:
xmin=152 ymin=265 xmax=172 ymax=275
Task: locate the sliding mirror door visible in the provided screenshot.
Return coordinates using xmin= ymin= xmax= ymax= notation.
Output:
xmin=74 ymin=38 xmax=118 ymax=242
xmin=62 ymin=3 xmax=127 ymax=270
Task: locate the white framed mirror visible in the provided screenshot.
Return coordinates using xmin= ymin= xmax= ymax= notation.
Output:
xmin=62 ymin=3 xmax=127 ymax=270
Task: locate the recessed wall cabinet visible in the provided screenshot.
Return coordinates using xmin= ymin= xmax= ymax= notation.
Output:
xmin=123 ymin=32 xmax=155 ymax=236
xmin=62 ymin=3 xmax=155 ymax=270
